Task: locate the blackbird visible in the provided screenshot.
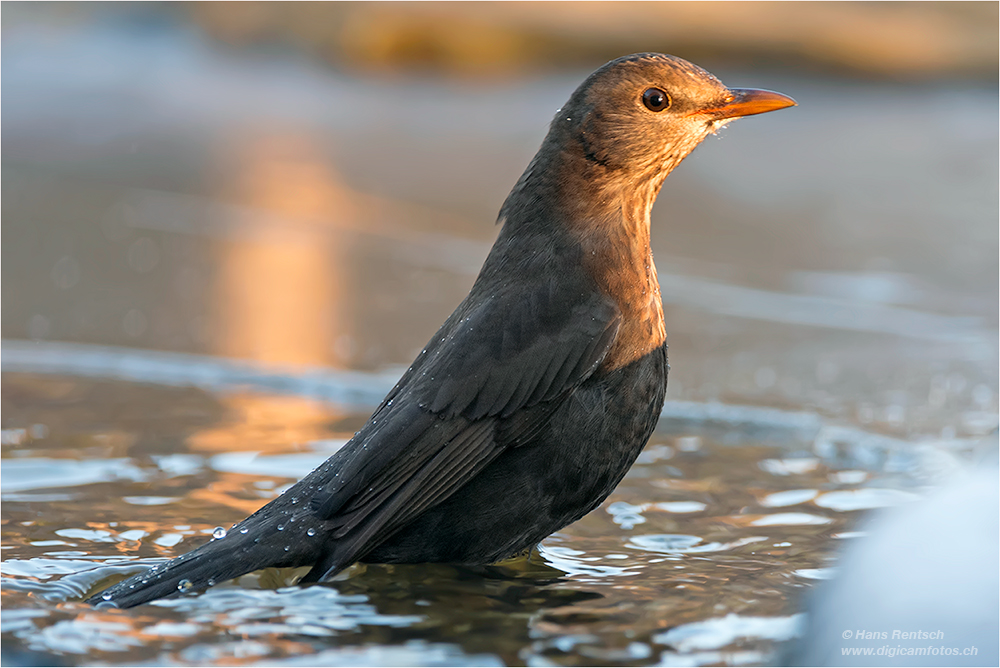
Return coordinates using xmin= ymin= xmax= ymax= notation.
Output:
xmin=88 ymin=53 xmax=794 ymax=608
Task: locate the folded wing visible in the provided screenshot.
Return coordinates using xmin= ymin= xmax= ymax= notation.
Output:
xmin=303 ymin=276 xmax=621 ymax=577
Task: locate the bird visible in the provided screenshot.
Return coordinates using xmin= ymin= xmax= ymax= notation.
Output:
xmin=87 ymin=53 xmax=794 ymax=608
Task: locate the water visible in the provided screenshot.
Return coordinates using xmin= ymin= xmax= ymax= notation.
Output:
xmin=2 ymin=13 xmax=997 ymax=667
xmin=0 ymin=363 xmax=990 ymax=666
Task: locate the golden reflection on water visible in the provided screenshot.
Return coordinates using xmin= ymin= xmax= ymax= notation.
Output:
xmin=186 ymin=394 xmax=344 ymax=455
xmin=186 ymin=481 xmax=274 ymax=517
xmin=185 ymin=392 xmax=351 ymax=513
xmin=208 ymin=131 xmax=350 ymax=368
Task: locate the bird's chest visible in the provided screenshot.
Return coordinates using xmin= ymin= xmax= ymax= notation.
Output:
xmin=596 ymin=255 xmax=666 ymax=373
xmin=542 ymin=343 xmax=667 ymax=505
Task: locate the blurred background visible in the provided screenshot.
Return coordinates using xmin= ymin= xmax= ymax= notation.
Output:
xmin=1 ymin=3 xmax=998 ymax=665
xmin=3 ymin=1 xmax=997 ymax=435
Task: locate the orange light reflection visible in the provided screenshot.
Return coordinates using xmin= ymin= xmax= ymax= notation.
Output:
xmin=208 ymin=130 xmax=352 ymax=369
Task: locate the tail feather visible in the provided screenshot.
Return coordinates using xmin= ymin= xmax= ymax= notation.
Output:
xmin=86 ymin=517 xmax=327 ymax=608
xmin=87 ymin=545 xmax=235 ymax=609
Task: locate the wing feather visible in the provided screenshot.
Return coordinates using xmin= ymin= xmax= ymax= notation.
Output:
xmin=302 ymin=275 xmax=621 ymax=578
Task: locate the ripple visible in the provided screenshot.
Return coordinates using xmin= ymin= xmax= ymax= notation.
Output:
xmin=141 ymin=622 xmax=201 ymax=637
xmin=123 ymin=496 xmax=178 ymax=506
xmin=759 ymin=458 xmax=820 ymax=476
xmin=268 ymin=641 xmax=502 ymax=666
xmin=814 ymin=488 xmax=919 ymax=512
xmin=792 ymin=568 xmax=837 ymax=580
xmin=655 ymin=501 xmax=708 ymax=513
xmin=210 ymin=451 xmax=337 ymax=479
xmin=31 ymin=619 xmax=143 ymax=654
xmin=153 ymin=453 xmax=204 ymax=477
xmin=154 ymin=533 xmax=185 ymax=548
xmin=2 ymin=558 xmax=108 ymax=579
xmin=156 ymin=585 xmax=420 ymax=633
xmin=2 ymin=557 xmax=161 ymax=602
xmin=829 ymin=470 xmax=868 ymax=484
xmin=606 ymin=500 xmax=708 ymax=530
xmin=0 ymin=458 xmax=149 ymax=493
xmin=759 ymin=489 xmax=818 ymax=507
xmin=627 ymin=534 xmax=767 ymax=554
xmin=653 ymin=612 xmax=805 ymax=652
xmin=55 ymin=528 xmax=116 ymax=543
xmin=538 ymin=544 xmax=639 ymax=577
xmin=750 ymin=513 xmax=832 ymax=526
xmin=0 ymin=609 xmax=49 ymax=634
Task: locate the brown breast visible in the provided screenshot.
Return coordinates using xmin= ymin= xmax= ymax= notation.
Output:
xmin=574 ymin=219 xmax=666 ymax=373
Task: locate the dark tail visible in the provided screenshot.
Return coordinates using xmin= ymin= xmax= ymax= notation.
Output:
xmin=86 ymin=513 xmax=328 ymax=608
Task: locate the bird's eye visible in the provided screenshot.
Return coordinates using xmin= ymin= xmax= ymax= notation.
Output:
xmin=642 ymin=88 xmax=671 ymax=112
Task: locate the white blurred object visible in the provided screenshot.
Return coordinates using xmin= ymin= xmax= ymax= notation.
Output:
xmin=787 ymin=436 xmax=999 ymax=666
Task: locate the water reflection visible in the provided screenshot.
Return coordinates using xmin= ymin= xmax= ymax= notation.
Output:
xmin=208 ymin=131 xmax=346 ymax=368
xmin=5 ymin=371 xmax=981 ymax=666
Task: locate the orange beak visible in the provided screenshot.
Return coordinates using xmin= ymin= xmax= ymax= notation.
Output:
xmin=696 ymin=88 xmax=797 ymax=119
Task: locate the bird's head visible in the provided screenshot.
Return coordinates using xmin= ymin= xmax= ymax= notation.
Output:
xmin=498 ymin=53 xmax=795 ymax=231
xmin=553 ymin=53 xmax=795 ymax=183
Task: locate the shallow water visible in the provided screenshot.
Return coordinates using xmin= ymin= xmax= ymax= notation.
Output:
xmin=1 ymin=13 xmax=998 ymax=668
xmin=3 ymin=365 xmax=978 ymax=666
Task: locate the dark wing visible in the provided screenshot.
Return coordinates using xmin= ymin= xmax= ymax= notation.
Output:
xmin=418 ymin=276 xmax=621 ymax=420
xmin=302 ymin=276 xmax=620 ymax=577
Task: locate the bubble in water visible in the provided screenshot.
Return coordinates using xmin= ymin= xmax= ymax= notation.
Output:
xmin=212 ymin=527 xmax=227 ymax=540
xmin=177 ymin=579 xmax=193 ymax=592
xmin=102 ymin=593 xmax=112 ymax=601
xmin=291 ymin=497 xmax=298 ymax=505
xmin=277 ymin=524 xmax=285 ymax=531
xmin=284 ymin=545 xmax=290 ymax=552
xmin=240 ymin=527 xmax=249 ymax=534
xmin=306 ymin=528 xmax=316 ymax=537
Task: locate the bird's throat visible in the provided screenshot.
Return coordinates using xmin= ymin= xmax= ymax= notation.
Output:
xmin=570 ymin=188 xmax=667 ymax=373
xmin=501 ymin=142 xmax=669 ymax=373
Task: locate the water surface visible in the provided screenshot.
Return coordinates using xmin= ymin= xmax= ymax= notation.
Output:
xmin=4 ymin=364 xmax=977 ymax=666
